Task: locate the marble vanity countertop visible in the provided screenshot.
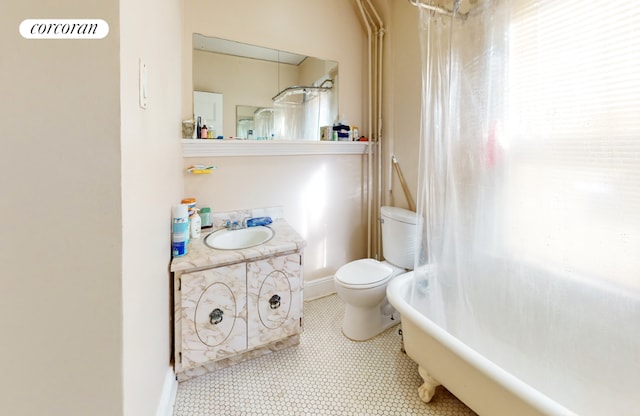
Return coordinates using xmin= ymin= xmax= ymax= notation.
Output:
xmin=170 ymin=218 xmax=305 ymax=273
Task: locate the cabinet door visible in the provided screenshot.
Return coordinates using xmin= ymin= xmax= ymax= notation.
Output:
xmin=247 ymin=253 xmax=302 ymax=349
xmin=180 ymin=263 xmax=246 ymax=371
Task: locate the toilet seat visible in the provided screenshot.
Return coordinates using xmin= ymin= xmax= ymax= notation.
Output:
xmin=335 ymin=259 xmax=393 ymax=289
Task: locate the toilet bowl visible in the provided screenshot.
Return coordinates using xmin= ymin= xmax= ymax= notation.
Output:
xmin=334 ymin=206 xmax=418 ymax=341
xmin=334 ymin=258 xmax=405 ymax=341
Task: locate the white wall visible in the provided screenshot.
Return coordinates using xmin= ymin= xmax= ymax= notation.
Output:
xmin=184 ymin=154 xmax=369 ymax=281
xmin=119 ymin=0 xmax=184 ymax=415
xmin=1 ymin=1 xmax=184 ymax=415
xmin=384 ymin=0 xmax=421 ymax=209
xmin=363 ymin=0 xmax=421 ymax=211
xmin=0 ymin=2 xmax=123 ymax=415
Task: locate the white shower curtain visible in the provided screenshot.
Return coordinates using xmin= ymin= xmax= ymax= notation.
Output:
xmin=413 ymin=0 xmax=640 ymax=414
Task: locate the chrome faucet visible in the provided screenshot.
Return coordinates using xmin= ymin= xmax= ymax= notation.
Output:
xmin=225 ymin=220 xmax=243 ymax=230
xmin=225 ymin=213 xmax=249 ymax=230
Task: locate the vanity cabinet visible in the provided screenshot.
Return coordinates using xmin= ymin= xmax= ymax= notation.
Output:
xmin=174 ymin=251 xmax=303 ymax=380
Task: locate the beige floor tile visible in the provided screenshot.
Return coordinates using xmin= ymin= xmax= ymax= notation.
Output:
xmin=173 ymin=294 xmax=476 ymax=416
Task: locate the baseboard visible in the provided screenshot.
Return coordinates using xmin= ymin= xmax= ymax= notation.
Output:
xmin=156 ymin=367 xmax=178 ymax=416
xmin=304 ymin=275 xmax=336 ymax=301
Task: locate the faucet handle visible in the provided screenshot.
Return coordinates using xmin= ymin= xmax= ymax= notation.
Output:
xmin=241 ymin=214 xmax=251 ymax=227
xmin=225 ymin=219 xmax=241 ymax=230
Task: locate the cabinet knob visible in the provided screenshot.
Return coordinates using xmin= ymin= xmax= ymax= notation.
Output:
xmin=209 ymin=308 xmax=224 ymax=325
xmin=269 ymin=294 xmax=281 ymax=309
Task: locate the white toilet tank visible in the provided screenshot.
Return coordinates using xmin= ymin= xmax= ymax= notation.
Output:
xmin=380 ymin=206 xmax=418 ymax=269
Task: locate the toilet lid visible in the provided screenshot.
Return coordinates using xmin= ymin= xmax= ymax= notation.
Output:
xmin=335 ymin=259 xmax=393 ymax=286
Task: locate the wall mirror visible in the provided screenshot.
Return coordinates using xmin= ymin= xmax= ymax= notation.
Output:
xmin=192 ymin=33 xmax=338 ymax=140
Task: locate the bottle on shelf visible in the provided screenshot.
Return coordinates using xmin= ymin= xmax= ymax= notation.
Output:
xmin=190 ymin=208 xmax=202 ymax=239
xmin=172 ymin=204 xmax=189 ymax=257
xmin=196 ymin=116 xmax=202 ymax=139
xmin=180 ymin=197 xmax=196 ymax=244
xmin=200 ymin=207 xmax=212 ymax=228
xmin=201 ymin=120 xmax=208 ymax=140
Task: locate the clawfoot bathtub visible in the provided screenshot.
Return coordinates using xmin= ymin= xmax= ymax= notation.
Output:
xmin=387 ymin=272 xmax=575 ymax=416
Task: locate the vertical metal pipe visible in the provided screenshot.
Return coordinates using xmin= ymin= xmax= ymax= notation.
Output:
xmin=365 ymin=0 xmax=385 ymax=259
xmin=358 ymin=0 xmax=386 ymax=259
xmin=376 ymin=24 xmax=385 ymax=258
xmin=356 ymin=0 xmax=373 ymax=258
xmin=369 ymin=9 xmax=379 ymax=258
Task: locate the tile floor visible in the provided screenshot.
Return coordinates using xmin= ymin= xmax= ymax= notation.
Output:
xmin=173 ymin=294 xmax=476 ymax=415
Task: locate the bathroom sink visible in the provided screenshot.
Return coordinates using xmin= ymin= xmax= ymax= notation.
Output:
xmin=204 ymin=226 xmax=274 ymax=250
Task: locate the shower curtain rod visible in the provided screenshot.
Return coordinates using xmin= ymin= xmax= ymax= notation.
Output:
xmin=272 ymin=79 xmax=333 ymax=102
xmin=407 ymin=0 xmax=468 ymax=19
xmin=271 ymin=85 xmax=331 ymax=102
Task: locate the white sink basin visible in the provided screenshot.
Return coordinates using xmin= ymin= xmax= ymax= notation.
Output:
xmin=204 ymin=226 xmax=274 ymax=250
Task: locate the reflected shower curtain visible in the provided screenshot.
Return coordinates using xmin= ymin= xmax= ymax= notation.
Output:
xmin=413 ymin=1 xmax=640 ymax=414
xmin=273 ymin=89 xmax=332 ymax=140
xmin=254 ymin=108 xmax=275 ymax=139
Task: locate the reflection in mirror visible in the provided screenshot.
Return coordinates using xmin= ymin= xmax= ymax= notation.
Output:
xmin=193 ymin=34 xmax=338 ymax=140
xmin=237 ymin=106 xmax=276 ymax=140
xmin=236 ymin=105 xmax=257 ymax=140
xmin=254 ymin=107 xmax=275 ymax=140
xmin=194 ymin=91 xmax=223 ymax=138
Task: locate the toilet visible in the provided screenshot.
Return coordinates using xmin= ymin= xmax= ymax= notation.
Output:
xmin=334 ymin=206 xmax=418 ymax=341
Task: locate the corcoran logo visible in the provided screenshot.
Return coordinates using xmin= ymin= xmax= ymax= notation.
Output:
xmin=19 ymin=19 xmax=109 ymax=39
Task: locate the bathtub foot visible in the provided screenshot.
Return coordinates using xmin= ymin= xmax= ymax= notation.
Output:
xmin=417 ymin=366 xmax=440 ymax=402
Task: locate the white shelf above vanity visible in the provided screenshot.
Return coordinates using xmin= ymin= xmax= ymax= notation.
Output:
xmin=181 ymin=139 xmax=372 ymax=157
